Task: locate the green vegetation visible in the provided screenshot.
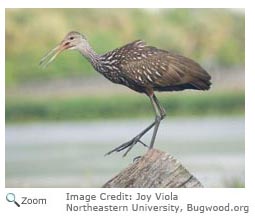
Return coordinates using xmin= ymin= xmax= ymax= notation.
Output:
xmin=6 ymin=9 xmax=244 ymax=86
xmin=223 ymin=178 xmax=245 ymax=188
xmin=6 ymin=91 xmax=244 ymax=122
xmin=5 ymin=9 xmax=245 ymax=122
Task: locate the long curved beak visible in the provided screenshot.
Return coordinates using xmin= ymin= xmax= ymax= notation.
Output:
xmin=39 ymin=41 xmax=71 ymax=68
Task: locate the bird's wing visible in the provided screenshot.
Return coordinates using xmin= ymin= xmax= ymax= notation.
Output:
xmin=119 ymin=46 xmax=211 ymax=91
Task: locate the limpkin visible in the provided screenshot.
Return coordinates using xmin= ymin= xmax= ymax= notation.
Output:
xmin=40 ymin=31 xmax=211 ymax=157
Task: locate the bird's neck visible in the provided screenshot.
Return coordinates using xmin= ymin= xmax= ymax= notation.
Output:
xmin=78 ymin=43 xmax=102 ymax=70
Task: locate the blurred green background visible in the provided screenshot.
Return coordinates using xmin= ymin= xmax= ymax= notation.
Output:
xmin=6 ymin=8 xmax=244 ymax=121
xmin=5 ymin=8 xmax=245 ymax=188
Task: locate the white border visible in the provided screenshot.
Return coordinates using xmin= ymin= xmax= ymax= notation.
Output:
xmin=2 ymin=0 xmax=247 ymax=8
xmin=1 ymin=1 xmax=254 ymax=219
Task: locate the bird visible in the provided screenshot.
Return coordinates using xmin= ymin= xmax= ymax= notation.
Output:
xmin=40 ymin=31 xmax=211 ymax=157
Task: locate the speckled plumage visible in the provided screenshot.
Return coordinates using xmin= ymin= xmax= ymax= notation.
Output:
xmin=89 ymin=40 xmax=211 ymax=94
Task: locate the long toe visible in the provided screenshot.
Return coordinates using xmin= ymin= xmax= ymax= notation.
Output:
xmin=104 ymin=139 xmax=134 ymax=156
xmin=105 ymin=135 xmax=142 ymax=156
xmin=138 ymin=140 xmax=149 ymax=148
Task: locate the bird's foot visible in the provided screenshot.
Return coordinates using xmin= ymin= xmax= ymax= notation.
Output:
xmin=105 ymin=135 xmax=148 ymax=157
xmin=133 ymin=156 xmax=142 ymax=163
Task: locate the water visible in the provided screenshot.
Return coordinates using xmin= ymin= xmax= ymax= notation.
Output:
xmin=5 ymin=117 xmax=244 ymax=188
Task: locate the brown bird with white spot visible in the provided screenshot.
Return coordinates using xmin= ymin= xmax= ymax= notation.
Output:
xmin=40 ymin=31 xmax=211 ymax=157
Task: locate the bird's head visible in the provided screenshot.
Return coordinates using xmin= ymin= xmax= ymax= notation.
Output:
xmin=40 ymin=31 xmax=88 ymax=67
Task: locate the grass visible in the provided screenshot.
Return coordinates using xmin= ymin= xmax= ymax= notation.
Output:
xmin=6 ymin=91 xmax=244 ymax=122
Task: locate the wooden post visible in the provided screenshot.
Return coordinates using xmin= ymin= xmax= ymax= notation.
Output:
xmin=103 ymin=149 xmax=203 ymax=188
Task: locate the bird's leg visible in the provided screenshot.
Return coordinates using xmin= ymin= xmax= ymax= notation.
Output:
xmin=149 ymin=94 xmax=166 ymax=149
xmin=153 ymin=93 xmax=166 ymax=118
xmin=104 ymin=121 xmax=156 ymax=157
xmin=104 ymin=94 xmax=166 ymax=157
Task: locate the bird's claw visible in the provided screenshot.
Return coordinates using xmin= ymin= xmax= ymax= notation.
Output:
xmin=138 ymin=140 xmax=149 ymax=148
xmin=133 ymin=156 xmax=142 ymax=163
xmin=105 ymin=135 xmax=147 ymax=157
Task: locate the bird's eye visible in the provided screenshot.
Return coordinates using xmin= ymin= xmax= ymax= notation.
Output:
xmin=69 ymin=37 xmax=74 ymax=40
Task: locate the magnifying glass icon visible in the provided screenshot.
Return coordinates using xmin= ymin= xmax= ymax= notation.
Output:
xmin=6 ymin=193 xmax=20 ymax=207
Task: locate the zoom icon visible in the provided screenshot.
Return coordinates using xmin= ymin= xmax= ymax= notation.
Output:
xmin=6 ymin=193 xmax=20 ymax=207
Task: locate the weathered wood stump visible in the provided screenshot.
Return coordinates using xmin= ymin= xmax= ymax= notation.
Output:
xmin=103 ymin=149 xmax=203 ymax=188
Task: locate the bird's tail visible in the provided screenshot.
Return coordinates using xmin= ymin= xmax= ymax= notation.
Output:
xmin=190 ymin=74 xmax=212 ymax=90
